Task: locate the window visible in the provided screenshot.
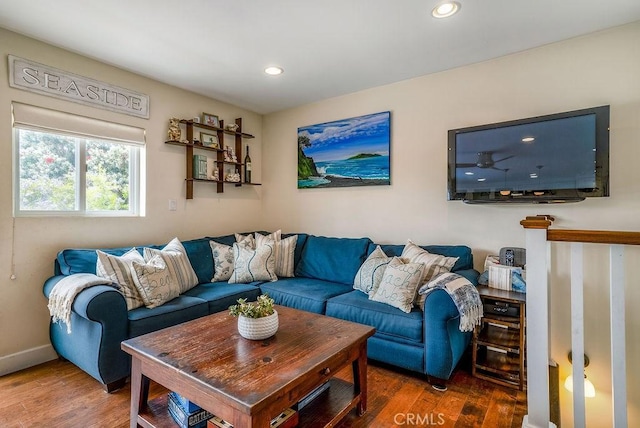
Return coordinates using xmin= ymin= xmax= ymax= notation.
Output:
xmin=12 ymin=103 xmax=145 ymax=216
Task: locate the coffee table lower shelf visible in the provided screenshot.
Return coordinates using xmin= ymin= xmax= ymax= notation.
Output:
xmin=137 ymin=378 xmax=358 ymax=428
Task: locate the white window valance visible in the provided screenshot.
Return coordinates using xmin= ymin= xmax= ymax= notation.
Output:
xmin=12 ymin=102 xmax=145 ymax=145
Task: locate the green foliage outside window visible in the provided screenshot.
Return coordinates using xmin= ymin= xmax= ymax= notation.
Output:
xmin=18 ymin=129 xmax=131 ymax=212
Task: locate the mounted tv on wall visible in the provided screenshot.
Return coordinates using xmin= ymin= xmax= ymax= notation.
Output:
xmin=447 ymin=105 xmax=610 ymax=204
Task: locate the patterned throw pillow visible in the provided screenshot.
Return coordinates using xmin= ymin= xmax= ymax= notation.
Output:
xmin=234 ymin=233 xmax=256 ymax=249
xmin=210 ymin=241 xmax=235 ymax=282
xmin=143 ymin=238 xmax=198 ymax=293
xmin=255 ymin=232 xmax=297 ymax=277
xmin=229 ymin=241 xmax=277 ymax=283
xmin=401 ymin=240 xmax=458 ymax=285
xmin=131 ymin=255 xmax=180 ymax=309
xmin=353 ymin=245 xmax=392 ymax=294
xmin=96 ymin=248 xmax=144 ymax=310
xmin=369 ymin=257 xmax=425 ymax=313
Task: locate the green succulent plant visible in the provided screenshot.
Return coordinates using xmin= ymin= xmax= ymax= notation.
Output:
xmin=229 ymin=294 xmax=275 ymax=319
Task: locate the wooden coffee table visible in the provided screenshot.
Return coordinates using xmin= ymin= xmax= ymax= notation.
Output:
xmin=121 ymin=305 xmax=375 ymax=428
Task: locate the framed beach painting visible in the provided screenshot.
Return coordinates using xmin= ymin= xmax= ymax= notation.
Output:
xmin=297 ymin=111 xmax=391 ymax=188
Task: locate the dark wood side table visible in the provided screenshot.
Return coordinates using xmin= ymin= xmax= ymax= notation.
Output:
xmin=472 ymin=286 xmax=527 ymax=390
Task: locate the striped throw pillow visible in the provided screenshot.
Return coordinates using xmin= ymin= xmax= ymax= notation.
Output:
xmin=255 ymin=232 xmax=297 ymax=278
xmin=401 ymin=240 xmax=458 ymax=285
xmin=96 ymin=248 xmax=144 ymax=310
xmin=143 ymin=238 xmax=198 ymax=293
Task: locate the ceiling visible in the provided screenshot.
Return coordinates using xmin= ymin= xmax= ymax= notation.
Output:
xmin=1 ymin=1 xmax=640 ymax=114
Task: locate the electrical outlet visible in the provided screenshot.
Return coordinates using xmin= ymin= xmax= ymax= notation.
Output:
xmin=168 ymin=199 xmax=177 ymax=211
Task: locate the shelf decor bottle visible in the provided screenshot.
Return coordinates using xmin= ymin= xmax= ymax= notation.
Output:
xmin=244 ymin=145 xmax=252 ymax=183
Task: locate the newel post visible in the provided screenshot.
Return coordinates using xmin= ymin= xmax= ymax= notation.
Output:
xmin=520 ymin=215 xmax=556 ymax=428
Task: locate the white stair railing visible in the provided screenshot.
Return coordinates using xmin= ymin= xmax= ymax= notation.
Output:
xmin=520 ymin=216 xmax=637 ymax=428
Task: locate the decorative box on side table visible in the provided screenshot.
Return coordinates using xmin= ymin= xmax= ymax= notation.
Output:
xmin=472 ymin=285 xmax=526 ymax=390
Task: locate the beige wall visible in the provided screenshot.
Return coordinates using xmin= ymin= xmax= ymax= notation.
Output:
xmin=0 ymin=28 xmax=263 ymax=372
xmin=2 ymin=19 xmax=639 ymax=427
xmin=262 ymin=23 xmax=640 ymax=427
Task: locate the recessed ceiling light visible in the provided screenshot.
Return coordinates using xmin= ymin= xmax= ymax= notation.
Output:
xmin=522 ymin=137 xmax=535 ymax=143
xmin=264 ymin=66 xmax=284 ymax=76
xmin=465 ymin=171 xmax=474 ymax=175
xmin=432 ymin=1 xmax=460 ymax=18
xmin=477 ymin=178 xmax=486 ymax=182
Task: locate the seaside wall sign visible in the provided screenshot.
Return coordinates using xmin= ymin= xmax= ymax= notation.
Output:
xmin=8 ymin=55 xmax=150 ymax=119
xmin=297 ymin=111 xmax=391 ymax=189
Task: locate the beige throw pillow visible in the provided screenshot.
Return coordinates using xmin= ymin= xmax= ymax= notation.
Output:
xmin=353 ymin=245 xmax=392 ymax=294
xmin=401 ymin=240 xmax=458 ymax=285
xmin=96 ymin=248 xmax=144 ymax=310
xmin=369 ymin=257 xmax=425 ymax=313
xmin=255 ymin=231 xmax=297 ymax=277
xmin=210 ymin=241 xmax=235 ymax=282
xmin=143 ymin=238 xmax=198 ymax=293
xmin=229 ymin=241 xmax=277 ymax=283
xmin=131 ymin=255 xmax=180 ymax=308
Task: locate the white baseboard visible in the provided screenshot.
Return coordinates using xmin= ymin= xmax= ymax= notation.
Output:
xmin=0 ymin=344 xmax=58 ymax=376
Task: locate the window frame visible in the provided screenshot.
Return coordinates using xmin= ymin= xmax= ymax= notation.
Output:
xmin=12 ymin=103 xmax=145 ymax=217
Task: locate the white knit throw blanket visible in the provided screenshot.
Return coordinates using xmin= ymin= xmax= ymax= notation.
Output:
xmin=48 ymin=273 xmax=114 ymax=334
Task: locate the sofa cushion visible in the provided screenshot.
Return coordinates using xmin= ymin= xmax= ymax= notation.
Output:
xmin=207 ymin=234 xmax=237 ymax=247
xmin=260 ymin=278 xmax=352 ymax=314
xmin=181 ymin=238 xmax=215 ymax=284
xmin=127 ymin=295 xmax=208 ymax=338
xmin=326 ymin=290 xmax=424 ymax=344
xmin=58 ymin=246 xmax=143 ymax=275
xmin=294 ymin=235 xmax=371 ymax=285
xmin=371 ymin=243 xmax=473 ymax=272
xmin=184 ymin=282 xmax=261 ymax=314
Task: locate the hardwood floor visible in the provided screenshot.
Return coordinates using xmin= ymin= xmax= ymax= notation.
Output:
xmin=0 ymin=356 xmax=526 ymax=427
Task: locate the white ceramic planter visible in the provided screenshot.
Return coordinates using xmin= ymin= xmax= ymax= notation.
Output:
xmin=237 ymin=310 xmax=279 ymax=340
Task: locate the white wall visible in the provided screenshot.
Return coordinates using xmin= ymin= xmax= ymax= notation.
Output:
xmin=262 ymin=22 xmax=640 ymax=427
xmin=0 ymin=28 xmax=264 ymax=374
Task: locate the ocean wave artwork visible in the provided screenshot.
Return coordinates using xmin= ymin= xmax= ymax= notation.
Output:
xmin=297 ymin=111 xmax=391 ymax=188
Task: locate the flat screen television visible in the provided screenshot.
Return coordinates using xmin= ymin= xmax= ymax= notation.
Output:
xmin=447 ymin=105 xmax=610 ymax=203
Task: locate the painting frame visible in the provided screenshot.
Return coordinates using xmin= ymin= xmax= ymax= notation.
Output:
xmin=202 ymin=112 xmax=220 ymax=128
xmin=200 ymin=132 xmax=219 ymax=148
xmin=297 ymin=111 xmax=391 ymax=189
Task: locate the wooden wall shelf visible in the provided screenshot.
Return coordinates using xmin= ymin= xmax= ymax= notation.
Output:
xmin=165 ymin=117 xmax=260 ymax=199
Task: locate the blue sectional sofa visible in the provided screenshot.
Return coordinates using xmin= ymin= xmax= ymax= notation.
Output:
xmin=42 ymin=232 xmax=478 ymax=392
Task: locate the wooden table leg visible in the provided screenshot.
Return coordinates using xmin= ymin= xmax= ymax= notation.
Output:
xmin=129 ymin=357 xmax=150 ymax=428
xmin=352 ymin=342 xmax=368 ymax=416
xmin=232 ymin=411 xmax=271 ymax=428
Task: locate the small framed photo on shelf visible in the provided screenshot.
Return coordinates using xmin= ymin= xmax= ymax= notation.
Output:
xmin=200 ymin=132 xmax=219 ymax=148
xmin=202 ymin=113 xmax=220 ymax=128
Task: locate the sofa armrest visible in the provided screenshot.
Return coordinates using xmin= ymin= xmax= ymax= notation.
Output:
xmin=44 ymin=275 xmax=130 ymax=389
xmin=422 ymin=288 xmax=472 ymax=380
xmin=44 ymin=275 xmax=128 ymax=322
